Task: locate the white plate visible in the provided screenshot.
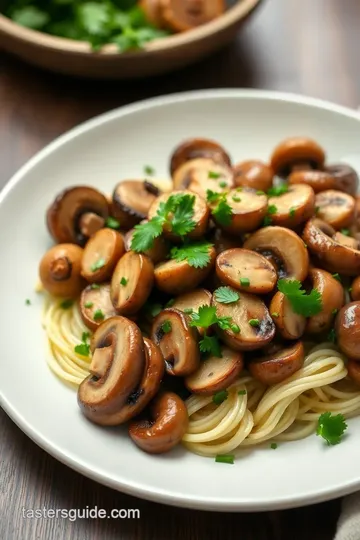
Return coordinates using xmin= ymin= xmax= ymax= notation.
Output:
xmin=2 ymin=89 xmax=360 ymax=512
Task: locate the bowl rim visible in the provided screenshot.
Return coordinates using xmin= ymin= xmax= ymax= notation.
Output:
xmin=0 ymin=0 xmax=261 ymax=56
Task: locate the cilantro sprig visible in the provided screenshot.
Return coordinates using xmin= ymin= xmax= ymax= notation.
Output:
xmin=277 ymin=279 xmax=322 ymax=317
xmin=170 ymin=241 xmax=213 ymax=269
xmin=74 ymin=332 xmax=91 ymax=357
xmin=206 ymin=190 xmax=233 ymax=226
xmin=199 ymin=335 xmax=222 ymax=357
xmin=190 ymin=305 xmax=240 ymax=356
xmin=316 ymin=412 xmax=348 ymax=445
xmin=131 ymin=193 xmax=196 ymax=252
xmin=214 ymin=287 xmax=240 ymax=304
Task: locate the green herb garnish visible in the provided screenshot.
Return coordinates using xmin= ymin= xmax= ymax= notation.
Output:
xmin=120 ymin=277 xmax=128 ymax=286
xmin=289 ymin=207 xmax=296 ymax=218
xmin=214 ymin=287 xmax=240 ymax=304
xmin=60 ymin=299 xmax=73 ymax=309
xmin=105 ymin=216 xmax=120 ymax=229
xmin=25 ymin=299 xmax=31 ymax=306
xmin=74 ymin=331 xmax=91 ymax=357
xmin=208 ymin=171 xmax=221 ymax=179
xmin=91 ymin=284 xmax=100 ymax=289
xmin=213 ymin=390 xmax=229 ymax=405
xmin=249 ymin=318 xmax=260 ymax=327
xmin=341 ymin=228 xmax=350 ymax=236
xmin=161 ymin=320 xmax=172 ymax=334
xmin=270 ymin=443 xmax=278 ymax=450
xmin=278 ymin=279 xmax=322 ymax=317
xmin=199 ymin=335 xmax=222 ymax=357
xmin=93 ymin=309 xmax=105 ymax=321
xmin=91 ymin=258 xmax=106 ymax=272
xmin=170 ymin=241 xmax=213 ymax=269
xmin=84 ymin=301 xmax=94 ymax=308
xmin=332 ymin=273 xmax=342 ymax=283
xmin=316 ymin=412 xmax=347 ymax=445
xmin=144 ymin=165 xmax=155 ymax=176
xmin=219 ymin=181 xmax=227 ymax=188
xmin=240 ymin=277 xmax=250 ymax=287
xmin=238 ymin=390 xmax=247 ymax=396
xmin=215 ymin=454 xmax=234 ymax=464
xmin=267 ymin=184 xmax=288 ymax=197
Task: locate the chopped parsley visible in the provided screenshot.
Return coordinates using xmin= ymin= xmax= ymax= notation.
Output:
xmin=25 ymin=299 xmax=31 ymax=306
xmin=199 ymin=335 xmax=222 ymax=357
xmin=263 ymin=204 xmax=277 ymax=226
xmin=332 ymin=308 xmax=338 ymax=316
xmin=289 ymin=207 xmax=296 ymax=218
xmin=183 ymin=308 xmax=194 ymax=315
xmin=341 ymin=228 xmax=350 ymax=236
xmin=161 ymin=320 xmax=172 ymax=333
xmin=208 ymin=170 xmax=221 ymax=179
xmin=90 ymin=258 xmax=106 ymax=272
xmin=316 ymin=412 xmax=347 ymax=445
xmin=238 ymin=390 xmax=247 ymax=396
xmin=256 ymin=190 xmax=265 ymax=195
xmin=232 ymin=195 xmax=241 ymax=202
xmin=190 ymin=305 xmax=239 ymax=336
xmin=213 ymin=390 xmax=229 ymax=405
xmin=212 ymin=198 xmax=233 ymax=226
xmin=231 ymin=324 xmax=240 ymax=334
xmin=271 ymin=312 xmax=279 ymax=318
xmin=206 ymin=189 xmax=222 ymax=203
xmin=84 ymin=301 xmax=94 ymax=308
xmin=328 ymin=328 xmax=336 ymax=343
xmin=93 ymin=309 xmax=105 ymax=321
xmin=215 ymin=454 xmax=234 ymax=465
xmin=144 ymin=301 xmax=163 ymax=318
xmin=131 ymin=193 xmax=196 ymax=252
xmin=74 ymin=331 xmax=91 ymax=357
xmin=315 ymin=206 xmax=320 ymax=215
xmin=105 ymin=216 xmax=120 ymax=229
xmin=332 ymin=273 xmax=342 ymax=283
xmin=166 ymin=298 xmax=175 ymax=308
xmin=219 ymin=181 xmax=227 ymax=188
xmin=91 ymin=284 xmax=100 ymax=289
xmin=249 ymin=318 xmax=260 ymax=327
xmin=214 ymin=287 xmax=240 ymax=304
xmin=59 ymin=299 xmax=73 ymax=309
xmin=120 ymin=277 xmax=128 ymax=286
xmin=144 ymin=165 xmax=155 ymax=176
xmin=240 ymin=277 xmax=250 ymax=287
xmin=278 ymin=279 xmax=322 ymax=317
xmin=267 ymin=184 xmax=288 ymax=197
xmin=270 ymin=443 xmax=278 ymax=450
xmin=170 ymin=241 xmax=213 ymax=269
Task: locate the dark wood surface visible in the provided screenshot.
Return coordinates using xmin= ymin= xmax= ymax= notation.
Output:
xmin=1 ymin=0 xmax=359 ymax=537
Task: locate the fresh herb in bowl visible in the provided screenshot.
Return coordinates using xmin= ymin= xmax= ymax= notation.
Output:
xmin=3 ymin=0 xmax=170 ymax=51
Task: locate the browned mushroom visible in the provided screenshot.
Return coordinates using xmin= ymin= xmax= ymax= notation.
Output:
xmin=111 ymin=251 xmax=154 ymax=315
xmin=47 ymin=186 xmax=109 ymax=245
xmin=332 ymin=232 xmax=359 ymax=250
xmin=303 ymin=219 xmax=360 ymax=276
xmin=151 ymin=308 xmax=200 ymax=375
xmin=350 ymin=277 xmax=360 ymax=301
xmin=81 ymin=228 xmax=125 ymax=283
xmin=124 ymin=222 xmax=169 ymax=264
xmin=233 ymin=160 xmax=274 ymax=192
xmin=172 ymin=158 xmax=234 ymax=198
xmin=210 ymin=188 xmax=268 ymax=234
xmin=212 ymin=289 xmax=275 ymax=351
xmin=336 ymin=302 xmax=360 ymax=360
xmin=161 ymin=0 xmax=226 ymax=32
xmin=269 ymin=292 xmax=306 ymax=340
xmin=112 ymin=180 xmax=160 ymax=230
xmin=128 ymin=392 xmax=188 ymax=454
xmin=80 ymin=283 xmax=118 ymax=331
xmin=172 ymin=288 xmax=212 ymax=336
xmin=248 ymin=341 xmax=305 ymax=385
xmin=148 ymin=190 xmax=210 ymax=240
xmin=315 ymin=190 xmax=355 ymax=230
xmin=288 ymin=170 xmax=337 ymax=193
xmin=244 ymin=226 xmax=309 ymax=281
xmin=154 ymin=245 xmax=216 ymax=295
xmin=185 ymin=347 xmax=244 ymax=395
xmin=306 ymin=268 xmax=345 ymax=334
xmin=140 ymin=0 xmax=164 ymax=26
xmin=270 ymin=137 xmax=325 ymax=178
xmin=347 ymin=359 xmax=360 ymax=387
xmin=170 ymin=138 xmax=231 ymax=175
xmin=77 ymin=316 xmax=145 ymax=426
xmin=325 ymin=163 xmax=359 ymax=196
xmin=216 ymin=248 xmax=277 ymax=294
xmin=39 ymin=243 xmax=85 ymax=298
xmin=267 ymin=184 xmax=315 ymax=228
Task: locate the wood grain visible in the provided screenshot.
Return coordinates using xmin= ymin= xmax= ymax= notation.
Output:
xmin=1 ymin=0 xmax=359 ymax=538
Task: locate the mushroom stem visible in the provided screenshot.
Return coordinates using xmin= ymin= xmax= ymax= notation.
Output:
xmin=79 ymin=212 xmax=105 ymax=238
xmin=89 ymin=345 xmax=114 ymax=379
xmin=50 ymin=257 xmax=72 ymax=281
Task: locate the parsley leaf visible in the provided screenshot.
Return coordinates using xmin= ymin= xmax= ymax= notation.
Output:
xmin=131 ymin=217 xmax=163 ymax=252
xmin=341 ymin=228 xmax=350 ymax=236
xmin=59 ymin=299 xmax=73 ymax=309
xmin=208 ymin=171 xmax=221 ymax=179
xmin=270 ymin=443 xmax=278 ymax=450
xmin=206 ymin=190 xmax=222 ymax=203
xmin=25 ymin=299 xmax=31 ymax=306
xmin=212 ymin=198 xmax=233 ymax=226
xmin=170 ymin=241 xmax=213 ymax=269
xmin=213 ymin=390 xmax=229 ymax=405
xmin=93 ymin=309 xmax=105 ymax=321
xmin=120 ymin=277 xmax=128 ymax=286
xmin=91 ymin=258 xmax=106 ymax=272
xmin=267 ymin=184 xmax=288 ymax=197
xmin=144 ymin=165 xmax=155 ymax=176
xmin=105 ymin=216 xmax=120 ymax=229
xmin=161 ymin=320 xmax=172 ymax=333
xmin=277 ymin=279 xmax=323 ymax=317
xmin=214 ymin=287 xmax=240 ymax=304
xmin=171 ymin=195 xmax=196 ymax=236
xmin=190 ymin=306 xmax=218 ymax=328
xmin=215 ymin=454 xmax=234 ymax=464
xmin=316 ymin=412 xmax=347 ymax=445
xmin=199 ymin=335 xmax=222 ymax=357
xmin=74 ymin=331 xmax=91 ymax=357
xmin=268 ymin=204 xmax=278 ymax=215
xmin=11 ymin=6 xmax=49 ymax=30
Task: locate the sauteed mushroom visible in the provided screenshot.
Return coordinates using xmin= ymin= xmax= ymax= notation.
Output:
xmin=39 ymin=244 xmax=85 ymax=298
xmin=270 ymin=137 xmax=325 ymax=178
xmin=80 ymin=283 xmax=117 ymax=331
xmin=244 ymin=226 xmax=309 ymax=281
xmin=81 ymin=229 xmax=125 ymax=283
xmin=172 ymin=158 xmax=233 ymax=198
xmin=315 ymin=190 xmax=355 ymax=230
xmin=47 ymin=186 xmax=109 ymax=245
xmin=332 ymin=231 xmax=358 ymax=250
xmin=267 ymin=184 xmax=315 ymax=228
xmin=288 ymin=170 xmax=337 ymax=193
xmin=336 ymin=302 xmax=360 ymax=360
xmin=112 ymin=180 xmax=160 ymax=230
xmin=170 ymin=137 xmax=231 ymax=175
xmin=233 ymin=160 xmax=273 ymax=192
xmin=125 ymin=223 xmax=168 ymax=264
xmin=350 ymin=277 xmax=360 ymax=301
xmin=172 ymin=288 xmax=212 ymax=335
xmin=151 ymin=308 xmax=200 ymax=376
xmin=306 ymin=268 xmax=345 ymax=334
xmin=269 ymin=292 xmax=306 ymax=340
xmin=161 ymin=0 xmax=226 ymax=32
xmin=210 ymin=188 xmax=268 ymax=234
xmin=326 ymin=163 xmax=359 ymax=196
xmin=129 ymin=392 xmax=188 ymax=454
xmin=248 ymin=341 xmax=305 ymax=385
xmin=77 ymin=317 xmax=145 ymax=425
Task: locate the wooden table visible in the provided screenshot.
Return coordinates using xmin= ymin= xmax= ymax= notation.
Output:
xmin=1 ymin=0 xmax=359 ymax=537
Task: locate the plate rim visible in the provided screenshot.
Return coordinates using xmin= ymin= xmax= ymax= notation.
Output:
xmin=2 ymin=88 xmax=360 ymax=512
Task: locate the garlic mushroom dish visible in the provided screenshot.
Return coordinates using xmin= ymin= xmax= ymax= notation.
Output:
xmin=38 ymin=136 xmax=360 ymax=463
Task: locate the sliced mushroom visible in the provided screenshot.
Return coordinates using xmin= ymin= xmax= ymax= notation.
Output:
xmin=212 ymin=289 xmax=275 ymax=351
xmin=216 ymin=248 xmax=277 ymax=294
xmin=128 ymin=392 xmax=188 ymax=454
xmin=140 ymin=0 xmax=164 ymax=26
xmin=325 ymin=163 xmax=359 ymax=195
xmin=336 ymin=302 xmax=360 ymax=360
xmin=112 ymin=180 xmax=160 ymax=230
xmin=288 ymin=170 xmax=337 ymax=193
xmin=315 ymin=190 xmax=355 ymax=230
xmin=210 ymin=228 xmax=240 ymax=255
xmin=151 ymin=308 xmax=200 ymax=375
xmin=248 ymin=341 xmax=305 ymax=385
xmin=39 ymin=243 xmax=85 ymax=298
xmin=80 ymin=283 xmax=117 ymax=331
xmin=81 ymin=229 xmax=125 ymax=283
xmin=148 ymin=190 xmax=210 ymax=240
xmin=210 ymin=188 xmax=268 ymax=234
xmin=303 ymin=219 xmax=360 ymax=276
xmin=185 ymin=347 xmax=244 ymax=395
xmin=172 ymin=288 xmax=212 ymax=336
xmin=332 ymin=231 xmax=359 ymax=250
xmin=269 ymin=292 xmax=306 ymax=340
xmin=233 ymin=160 xmax=274 ymax=192
xmin=47 ymin=186 xmax=109 ymax=246
xmin=172 ymin=158 xmax=234 ymax=198
xmin=170 ymin=138 xmax=231 ymax=175
xmin=161 ymin=0 xmax=226 ymax=32
xmin=77 ymin=316 xmax=145 ymax=426
xmin=347 ymin=359 xmax=360 ymax=387
xmin=154 ymin=245 xmax=216 ymax=295
xmin=270 ymin=137 xmax=325 ymax=178
xmin=244 ymin=226 xmax=309 ymax=281
xmin=267 ymin=184 xmax=315 ymax=228
xmin=125 ymin=223 xmax=169 ymax=264
xmin=350 ymin=277 xmax=360 ymax=301
xmin=111 ymin=251 xmax=154 ymax=315
xmin=306 ymin=268 xmax=345 ymax=334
